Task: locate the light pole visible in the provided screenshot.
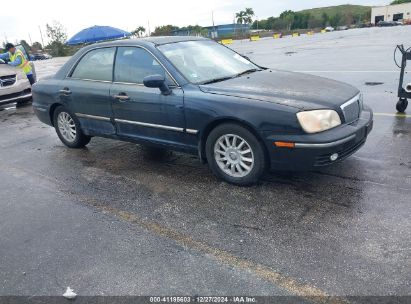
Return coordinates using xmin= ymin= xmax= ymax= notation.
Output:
xmin=212 ymin=11 xmax=217 ymax=38
xmin=256 ymin=15 xmax=259 ymax=31
xmin=39 ymin=26 xmax=45 ymax=50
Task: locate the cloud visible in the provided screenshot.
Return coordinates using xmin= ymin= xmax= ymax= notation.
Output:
xmin=0 ymin=0 xmax=387 ymax=45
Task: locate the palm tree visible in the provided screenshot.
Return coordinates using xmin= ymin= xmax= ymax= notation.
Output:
xmin=138 ymin=26 xmax=146 ymax=36
xmin=131 ymin=26 xmax=146 ymax=37
xmin=245 ymin=7 xmax=255 ymax=23
xmin=236 ymin=11 xmax=246 ymax=24
xmin=236 ymin=8 xmax=255 ymax=37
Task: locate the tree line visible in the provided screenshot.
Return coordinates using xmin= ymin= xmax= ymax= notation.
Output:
xmin=390 ymin=0 xmax=411 ymax=4
xmin=151 ymin=24 xmax=209 ymax=36
xmin=251 ymin=9 xmax=372 ymax=31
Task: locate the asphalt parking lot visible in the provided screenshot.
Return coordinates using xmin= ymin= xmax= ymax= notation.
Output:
xmin=0 ymin=26 xmax=410 ymax=301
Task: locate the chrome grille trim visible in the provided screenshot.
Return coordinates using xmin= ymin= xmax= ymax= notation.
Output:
xmin=0 ymin=75 xmax=17 ymax=87
xmin=341 ymin=93 xmax=361 ymax=123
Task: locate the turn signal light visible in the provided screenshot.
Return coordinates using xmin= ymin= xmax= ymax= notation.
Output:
xmin=274 ymin=141 xmax=295 ymax=148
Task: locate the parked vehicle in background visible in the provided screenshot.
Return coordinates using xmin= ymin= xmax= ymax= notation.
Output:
xmin=324 ymin=26 xmax=335 ymax=32
xmin=337 ymin=26 xmax=349 ymax=31
xmin=358 ymin=23 xmax=371 ymax=28
xmin=32 ymin=53 xmax=45 ymax=61
xmin=32 ymin=52 xmax=52 ymax=60
xmin=0 ymin=60 xmax=33 ymax=106
xmin=32 ymin=37 xmax=373 ymax=185
xmin=0 ymin=44 xmax=36 ymax=106
xmin=377 ymin=21 xmax=400 ymax=27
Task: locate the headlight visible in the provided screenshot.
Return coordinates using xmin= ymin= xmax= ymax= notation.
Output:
xmin=297 ymin=110 xmax=341 ymax=133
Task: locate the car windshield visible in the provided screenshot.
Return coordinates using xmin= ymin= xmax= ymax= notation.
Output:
xmin=158 ymin=40 xmax=260 ymax=84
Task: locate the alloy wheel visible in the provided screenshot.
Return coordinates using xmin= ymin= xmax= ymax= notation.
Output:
xmin=214 ymin=134 xmax=254 ymax=178
xmin=57 ymin=112 xmax=77 ymax=143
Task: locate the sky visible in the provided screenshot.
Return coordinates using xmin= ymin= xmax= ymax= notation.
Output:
xmin=1 ymin=0 xmax=388 ymax=45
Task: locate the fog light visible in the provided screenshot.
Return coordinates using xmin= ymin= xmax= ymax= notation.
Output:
xmin=330 ymin=153 xmax=339 ymax=161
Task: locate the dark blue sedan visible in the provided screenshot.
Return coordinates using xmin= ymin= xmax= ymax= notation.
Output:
xmin=32 ymin=37 xmax=373 ymax=185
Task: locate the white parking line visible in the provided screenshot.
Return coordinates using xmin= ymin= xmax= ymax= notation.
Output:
xmin=296 ymin=71 xmax=398 ymax=73
xmin=374 ymin=112 xmax=411 ymax=118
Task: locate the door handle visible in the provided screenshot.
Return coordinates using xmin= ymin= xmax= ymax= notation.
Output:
xmin=113 ymin=94 xmax=130 ymax=102
xmin=59 ymin=88 xmax=71 ymax=95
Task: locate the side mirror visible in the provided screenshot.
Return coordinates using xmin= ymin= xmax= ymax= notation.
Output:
xmin=143 ymin=75 xmax=171 ymax=95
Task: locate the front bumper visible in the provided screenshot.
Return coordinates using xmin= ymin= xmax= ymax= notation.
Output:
xmin=0 ymin=78 xmax=32 ymax=105
xmin=0 ymin=90 xmax=32 ymax=105
xmin=263 ymin=109 xmax=373 ymax=171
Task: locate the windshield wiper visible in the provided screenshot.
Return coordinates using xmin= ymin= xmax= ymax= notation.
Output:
xmin=234 ymin=68 xmax=261 ymax=78
xmin=200 ymin=69 xmax=261 ymax=85
xmin=200 ymin=76 xmax=236 ymax=85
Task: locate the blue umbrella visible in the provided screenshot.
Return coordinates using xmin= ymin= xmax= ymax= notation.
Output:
xmin=66 ymin=25 xmax=131 ymax=45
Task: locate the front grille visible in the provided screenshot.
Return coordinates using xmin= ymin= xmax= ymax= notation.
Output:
xmin=341 ymin=95 xmax=361 ymax=123
xmin=0 ymin=74 xmax=17 ymax=87
xmin=314 ymin=138 xmax=366 ymax=166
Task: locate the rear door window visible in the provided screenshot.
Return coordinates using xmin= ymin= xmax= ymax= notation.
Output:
xmin=71 ymin=47 xmax=116 ymax=81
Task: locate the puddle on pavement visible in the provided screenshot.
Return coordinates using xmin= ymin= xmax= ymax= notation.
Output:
xmin=365 ymin=82 xmax=384 ymax=86
xmin=393 ymin=129 xmax=410 ymax=135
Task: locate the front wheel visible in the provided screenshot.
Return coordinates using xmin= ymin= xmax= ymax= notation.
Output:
xmin=205 ymin=123 xmax=267 ymax=186
xmin=53 ymin=106 xmax=91 ymax=148
xmin=396 ymin=98 xmax=408 ymax=113
xmin=16 ymin=97 xmax=32 ymax=107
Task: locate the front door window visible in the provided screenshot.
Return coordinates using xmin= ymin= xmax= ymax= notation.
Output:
xmin=114 ymin=47 xmax=173 ymax=85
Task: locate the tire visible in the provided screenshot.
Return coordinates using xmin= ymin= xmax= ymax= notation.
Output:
xmin=16 ymin=97 xmax=32 ymax=107
xmin=396 ymin=98 xmax=408 ymax=113
xmin=53 ymin=106 xmax=91 ymax=148
xmin=205 ymin=123 xmax=266 ymax=186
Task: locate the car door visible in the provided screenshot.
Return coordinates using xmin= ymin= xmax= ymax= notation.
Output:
xmin=61 ymin=47 xmax=116 ymax=135
xmin=110 ymin=46 xmax=186 ymax=147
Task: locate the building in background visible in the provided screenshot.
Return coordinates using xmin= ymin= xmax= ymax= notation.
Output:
xmin=371 ymin=3 xmax=411 ymax=24
xmin=172 ymin=23 xmax=250 ymax=38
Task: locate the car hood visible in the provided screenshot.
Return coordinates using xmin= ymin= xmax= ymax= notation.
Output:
xmin=0 ymin=64 xmax=20 ymax=77
xmin=199 ymin=69 xmax=359 ymax=110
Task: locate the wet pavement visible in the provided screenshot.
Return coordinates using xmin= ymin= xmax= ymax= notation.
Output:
xmin=0 ymin=26 xmax=410 ymax=300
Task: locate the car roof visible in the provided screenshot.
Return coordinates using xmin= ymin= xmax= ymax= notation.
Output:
xmin=89 ymin=36 xmax=209 ymax=48
xmin=56 ymin=36 xmax=210 ymax=82
xmin=139 ymin=36 xmax=209 ymax=45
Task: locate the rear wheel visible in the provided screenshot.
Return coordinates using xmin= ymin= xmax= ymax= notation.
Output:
xmin=206 ymin=123 xmax=266 ymax=186
xmin=53 ymin=106 xmax=91 ymax=148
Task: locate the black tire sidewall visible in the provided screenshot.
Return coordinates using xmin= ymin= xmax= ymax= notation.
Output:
xmin=396 ymin=99 xmax=408 ymax=113
xmin=205 ymin=123 xmax=266 ymax=186
xmin=53 ymin=106 xmax=90 ymax=148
